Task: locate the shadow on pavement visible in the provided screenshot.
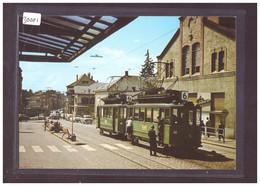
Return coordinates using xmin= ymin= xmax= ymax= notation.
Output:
xmin=99 ymin=132 xmax=233 ymax=162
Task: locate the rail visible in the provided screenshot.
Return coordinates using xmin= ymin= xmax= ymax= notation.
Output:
xmin=201 ymin=126 xmax=225 ymax=143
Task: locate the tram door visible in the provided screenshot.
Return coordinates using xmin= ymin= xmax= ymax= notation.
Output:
xmin=159 ymin=108 xmax=170 ymax=144
xmin=118 ymin=107 xmax=127 ymax=134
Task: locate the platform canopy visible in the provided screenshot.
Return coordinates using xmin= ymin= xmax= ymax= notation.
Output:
xmin=19 ymin=16 xmax=136 ymax=62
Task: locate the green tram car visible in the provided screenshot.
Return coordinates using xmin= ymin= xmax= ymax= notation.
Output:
xmin=97 ymin=90 xmax=202 ymax=150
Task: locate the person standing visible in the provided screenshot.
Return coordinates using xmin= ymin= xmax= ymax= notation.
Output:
xmin=125 ymin=117 xmax=133 ymax=140
xmin=200 ymin=120 xmax=205 ymax=136
xmin=44 ymin=119 xmax=48 ymax=131
xmin=157 ymin=115 xmax=164 ymax=146
xmin=205 ymin=117 xmax=211 ymax=138
xmin=148 ymin=125 xmax=157 ymax=156
xmin=217 ymin=121 xmax=225 ymax=142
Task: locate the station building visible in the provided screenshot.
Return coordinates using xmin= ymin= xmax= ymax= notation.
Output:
xmin=157 ymin=16 xmax=236 ymax=139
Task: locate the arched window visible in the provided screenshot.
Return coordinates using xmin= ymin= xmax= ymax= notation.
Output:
xmin=219 ymin=51 xmax=225 ymax=71
xmin=182 ymin=46 xmax=190 ymax=75
xmin=192 ymin=43 xmax=200 ymax=74
xmin=170 ymin=61 xmax=174 ymax=77
xmin=81 ymin=97 xmax=88 ymax=104
xmin=211 ymin=52 xmax=217 ymax=72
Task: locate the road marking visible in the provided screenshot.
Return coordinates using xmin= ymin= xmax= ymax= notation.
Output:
xmin=32 ymin=146 xmax=43 ymax=152
xmin=100 ymin=144 xmax=118 ymax=150
xmin=47 ymin=145 xmax=61 ymax=152
xmin=115 ymin=143 xmax=133 ymax=150
xmin=81 ymin=145 xmax=96 ymax=151
xmin=63 ymin=145 xmax=78 ymax=152
xmin=19 ymin=146 xmax=26 ymax=152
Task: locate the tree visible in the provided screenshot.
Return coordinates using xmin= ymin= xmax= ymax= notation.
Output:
xmin=140 ymin=50 xmax=155 ymax=77
xmin=139 ymin=50 xmax=158 ymax=94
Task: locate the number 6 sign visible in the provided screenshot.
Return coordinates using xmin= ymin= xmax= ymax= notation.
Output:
xmin=181 ymin=91 xmax=188 ymax=101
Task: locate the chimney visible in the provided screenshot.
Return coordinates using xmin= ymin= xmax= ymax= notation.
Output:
xmin=88 ymin=72 xmax=90 ymax=77
xmin=91 ymin=76 xmax=93 ymax=80
xmin=76 ymin=75 xmax=78 ymax=81
xmin=125 ymin=71 xmax=129 ymax=76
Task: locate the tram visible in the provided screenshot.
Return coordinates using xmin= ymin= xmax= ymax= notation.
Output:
xmin=97 ymin=89 xmax=202 ymax=150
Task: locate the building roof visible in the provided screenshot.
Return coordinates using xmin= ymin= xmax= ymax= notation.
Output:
xmin=74 ymin=83 xmax=107 ymax=94
xmin=67 ymin=73 xmax=94 ymax=88
xmin=95 ymin=74 xmax=144 ymax=93
xmin=19 ymin=15 xmax=136 ymax=62
xmin=157 ymin=29 xmax=180 ymax=59
xmin=203 ymin=18 xmax=235 ymax=41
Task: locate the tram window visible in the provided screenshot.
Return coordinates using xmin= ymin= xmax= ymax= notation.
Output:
xmin=140 ymin=108 xmax=145 ymax=121
xmin=124 ymin=108 xmax=127 ymax=118
xmin=153 ymin=108 xmax=159 ymax=122
xmin=172 ymin=109 xmax=178 ymax=124
xmin=189 ymin=110 xmax=194 ymax=125
xmin=119 ymin=107 xmax=124 ymax=118
xmin=134 ymin=108 xmax=139 ymax=120
xmin=115 ymin=108 xmax=118 ymax=119
xmin=128 ymin=108 xmax=133 ymax=119
xmin=165 ymin=109 xmax=170 ymax=124
xmin=160 ymin=109 xmax=169 ymax=124
xmin=107 ymin=108 xmax=112 ymax=118
xmin=99 ymin=108 xmax=103 ymax=117
xmin=103 ymin=108 xmax=107 ymax=117
xmin=146 ymin=108 xmax=152 ymax=122
xmin=161 ymin=109 xmax=165 ymax=120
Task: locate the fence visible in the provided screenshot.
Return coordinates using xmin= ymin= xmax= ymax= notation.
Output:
xmin=201 ymin=126 xmax=225 ymax=143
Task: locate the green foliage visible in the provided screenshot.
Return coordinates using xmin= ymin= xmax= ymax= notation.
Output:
xmin=140 ymin=78 xmax=158 ymax=94
xmin=140 ymin=50 xmax=155 ymax=77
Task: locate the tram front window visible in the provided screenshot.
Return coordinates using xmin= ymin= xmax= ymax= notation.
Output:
xmin=180 ymin=109 xmax=189 ymax=125
xmin=189 ymin=110 xmax=194 ymax=126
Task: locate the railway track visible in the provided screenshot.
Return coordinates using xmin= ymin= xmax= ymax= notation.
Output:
xmin=60 ymin=121 xmax=214 ymax=170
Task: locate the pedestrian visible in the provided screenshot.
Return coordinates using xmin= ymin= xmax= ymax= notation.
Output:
xmin=125 ymin=116 xmax=133 ymax=140
xmin=217 ymin=121 xmax=225 ymax=142
xmin=148 ymin=125 xmax=157 ymax=156
xmin=200 ymin=120 xmax=205 ymax=135
xmin=205 ymin=117 xmax=211 ymax=138
xmin=44 ymin=119 xmax=47 ymax=131
xmin=157 ymin=115 xmax=164 ymax=146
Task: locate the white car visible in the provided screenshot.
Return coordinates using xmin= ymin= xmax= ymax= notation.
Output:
xmin=70 ymin=115 xmax=81 ymax=122
xmin=80 ymin=115 xmax=93 ymax=124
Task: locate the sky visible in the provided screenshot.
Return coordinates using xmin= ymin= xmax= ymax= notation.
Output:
xmin=19 ymin=16 xmax=180 ymax=93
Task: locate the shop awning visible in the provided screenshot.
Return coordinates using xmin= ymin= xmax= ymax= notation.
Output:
xmin=19 ymin=16 xmax=136 ymax=62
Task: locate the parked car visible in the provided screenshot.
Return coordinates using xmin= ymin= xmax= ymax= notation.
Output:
xmin=19 ymin=114 xmax=29 ymax=121
xmin=80 ymin=115 xmax=93 ymax=124
xmin=38 ymin=114 xmax=45 ymax=120
xmin=65 ymin=114 xmax=72 ymax=121
xmin=70 ymin=115 xmax=82 ymax=122
xmin=50 ymin=111 xmax=60 ymax=119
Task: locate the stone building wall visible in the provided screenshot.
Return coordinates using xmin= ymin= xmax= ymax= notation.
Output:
xmin=158 ymin=16 xmax=236 ymax=139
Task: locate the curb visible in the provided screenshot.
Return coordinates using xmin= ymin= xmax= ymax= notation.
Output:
xmin=51 ymin=131 xmax=86 ymax=146
xmin=201 ymin=139 xmax=235 ymax=149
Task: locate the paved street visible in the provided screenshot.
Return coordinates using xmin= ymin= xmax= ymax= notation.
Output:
xmin=19 ymin=119 xmax=236 ymax=170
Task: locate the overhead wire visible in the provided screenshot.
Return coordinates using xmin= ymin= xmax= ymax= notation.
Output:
xmin=92 ymin=27 xmax=179 ymax=72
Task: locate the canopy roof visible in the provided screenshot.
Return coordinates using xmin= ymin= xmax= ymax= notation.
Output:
xmin=19 ymin=16 xmax=136 ymax=62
